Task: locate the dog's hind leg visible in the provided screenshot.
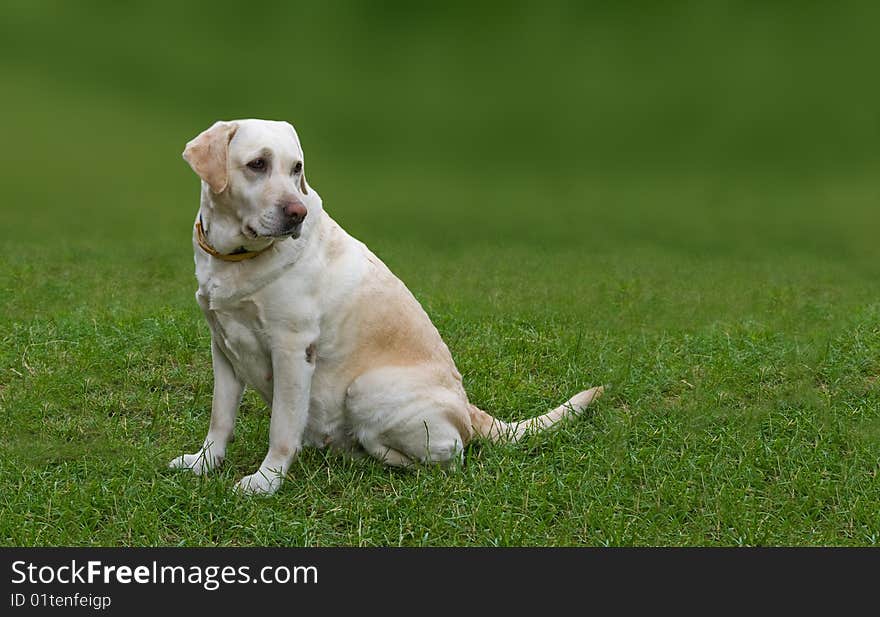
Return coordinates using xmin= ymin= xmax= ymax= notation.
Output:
xmin=346 ymin=365 xmax=470 ymax=469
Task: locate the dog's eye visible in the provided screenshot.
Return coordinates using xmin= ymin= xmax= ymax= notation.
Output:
xmin=293 ymin=161 xmax=303 ymax=174
xmin=247 ymin=158 xmax=267 ymax=172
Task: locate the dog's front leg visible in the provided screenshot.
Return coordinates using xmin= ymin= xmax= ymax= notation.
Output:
xmin=235 ymin=336 xmax=316 ymax=496
xmin=170 ymin=339 xmax=244 ymax=474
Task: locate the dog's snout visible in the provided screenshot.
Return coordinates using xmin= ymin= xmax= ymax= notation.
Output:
xmin=280 ymin=200 xmax=307 ymax=224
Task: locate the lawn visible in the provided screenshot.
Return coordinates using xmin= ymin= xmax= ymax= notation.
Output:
xmin=1 ymin=2 xmax=879 ymax=546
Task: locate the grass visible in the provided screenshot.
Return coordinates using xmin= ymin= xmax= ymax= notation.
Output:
xmin=1 ymin=2 xmax=879 ymax=546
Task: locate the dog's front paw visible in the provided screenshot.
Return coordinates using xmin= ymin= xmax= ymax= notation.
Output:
xmin=235 ymin=469 xmax=283 ymax=496
xmin=168 ymin=450 xmax=222 ymax=475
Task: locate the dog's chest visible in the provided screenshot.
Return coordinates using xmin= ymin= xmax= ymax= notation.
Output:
xmin=199 ymin=292 xmax=273 ymax=391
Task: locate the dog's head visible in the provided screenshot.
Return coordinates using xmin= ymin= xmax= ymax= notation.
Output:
xmin=183 ymin=119 xmax=319 ymax=252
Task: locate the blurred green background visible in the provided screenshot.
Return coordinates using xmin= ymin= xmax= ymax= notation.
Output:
xmin=1 ymin=2 xmax=879 ymax=545
xmin=2 ymin=1 xmax=878 ymax=260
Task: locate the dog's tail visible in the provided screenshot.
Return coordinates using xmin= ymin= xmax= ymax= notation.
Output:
xmin=468 ymin=385 xmax=605 ymax=444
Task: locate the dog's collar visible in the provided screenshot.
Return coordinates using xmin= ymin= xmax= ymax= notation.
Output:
xmin=195 ymin=215 xmax=273 ymax=262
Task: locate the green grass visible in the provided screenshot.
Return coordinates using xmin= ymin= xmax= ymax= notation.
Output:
xmin=1 ymin=2 xmax=879 ymax=546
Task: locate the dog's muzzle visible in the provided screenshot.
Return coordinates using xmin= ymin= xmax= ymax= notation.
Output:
xmin=280 ymin=200 xmax=307 ymax=226
xmin=269 ymin=199 xmax=306 ymax=237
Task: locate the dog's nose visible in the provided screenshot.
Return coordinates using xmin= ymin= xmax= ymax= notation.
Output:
xmin=280 ymin=200 xmax=307 ymax=224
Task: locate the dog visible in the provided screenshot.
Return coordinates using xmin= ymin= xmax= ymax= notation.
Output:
xmin=169 ymin=119 xmax=603 ymax=495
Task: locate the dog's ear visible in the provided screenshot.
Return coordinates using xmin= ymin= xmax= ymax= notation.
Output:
xmin=182 ymin=121 xmax=238 ymax=193
xmin=284 ymin=121 xmax=309 ymax=195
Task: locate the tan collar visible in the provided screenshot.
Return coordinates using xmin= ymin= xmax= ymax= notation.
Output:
xmin=195 ymin=216 xmax=272 ymax=262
